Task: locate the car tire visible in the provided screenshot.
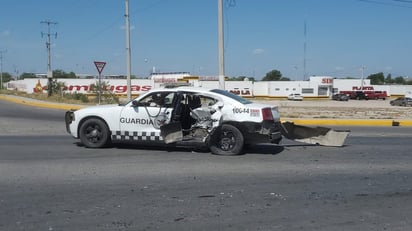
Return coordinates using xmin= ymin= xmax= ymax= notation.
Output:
xmin=79 ymin=118 xmax=111 ymax=148
xmin=209 ymin=124 xmax=244 ymax=156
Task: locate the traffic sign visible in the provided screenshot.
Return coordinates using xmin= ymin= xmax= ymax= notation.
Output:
xmin=94 ymin=61 xmax=106 ymax=74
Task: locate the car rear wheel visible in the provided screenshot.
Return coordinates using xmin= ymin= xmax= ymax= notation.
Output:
xmin=79 ymin=118 xmax=111 ymax=148
xmin=209 ymin=124 xmax=244 ymax=155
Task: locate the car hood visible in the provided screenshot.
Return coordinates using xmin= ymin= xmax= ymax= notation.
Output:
xmin=81 ymin=103 xmax=120 ymax=109
xmin=74 ymin=104 xmax=123 ymax=114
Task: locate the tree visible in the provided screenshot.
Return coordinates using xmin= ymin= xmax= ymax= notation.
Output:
xmin=262 ymin=69 xmax=290 ymax=81
xmin=394 ymin=76 xmax=406 ymax=84
xmin=53 ymin=69 xmax=77 ymax=78
xmin=385 ymin=73 xmax=393 ymax=84
xmin=1 ymin=72 xmax=12 ymax=83
xmin=67 ymin=71 xmax=77 ymax=78
xmin=227 ymin=76 xmax=255 ymax=81
xmin=280 ymin=77 xmax=291 ymax=81
xmin=50 ymin=79 xmax=66 ymax=96
xmin=367 ymin=72 xmax=385 ymax=85
xmin=246 ymin=77 xmax=256 ymax=82
xmin=0 ymin=72 xmax=12 ymax=89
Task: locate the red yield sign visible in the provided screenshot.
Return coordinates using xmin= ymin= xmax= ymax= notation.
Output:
xmin=94 ymin=61 xmax=106 ymax=74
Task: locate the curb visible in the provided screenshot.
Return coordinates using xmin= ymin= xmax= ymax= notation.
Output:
xmin=282 ymin=118 xmax=412 ymax=127
xmin=2 ymin=94 xmax=412 ymax=127
xmin=0 ymin=94 xmax=84 ymax=111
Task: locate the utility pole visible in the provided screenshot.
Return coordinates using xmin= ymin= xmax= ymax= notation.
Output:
xmin=360 ymin=65 xmax=366 ymax=90
xmin=303 ymin=20 xmax=307 ymax=81
xmin=0 ymin=50 xmax=6 ymax=90
xmin=13 ymin=64 xmax=19 ymax=80
xmin=218 ymin=0 xmax=225 ymax=90
xmin=41 ymin=20 xmax=58 ymax=96
xmin=125 ymin=0 xmax=132 ymax=101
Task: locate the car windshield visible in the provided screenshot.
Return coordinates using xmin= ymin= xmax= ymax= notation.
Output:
xmin=211 ymin=89 xmax=252 ymax=104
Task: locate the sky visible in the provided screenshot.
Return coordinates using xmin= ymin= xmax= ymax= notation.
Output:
xmin=1 ymin=0 xmax=412 ymax=80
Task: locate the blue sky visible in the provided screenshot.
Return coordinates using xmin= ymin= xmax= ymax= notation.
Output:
xmin=1 ymin=0 xmax=412 ymax=80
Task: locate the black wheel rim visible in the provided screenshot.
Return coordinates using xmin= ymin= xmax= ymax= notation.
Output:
xmin=84 ymin=124 xmax=103 ymax=144
xmin=219 ymin=130 xmax=236 ymax=151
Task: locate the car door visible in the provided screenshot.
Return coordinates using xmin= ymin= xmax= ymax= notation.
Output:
xmin=159 ymin=92 xmax=186 ymax=144
xmin=117 ymin=91 xmax=176 ymax=142
xmin=160 ymin=91 xmax=221 ymax=144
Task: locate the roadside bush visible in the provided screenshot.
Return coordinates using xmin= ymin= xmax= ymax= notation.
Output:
xmin=63 ymin=92 xmax=89 ymax=103
xmin=89 ymin=81 xmax=119 ymax=104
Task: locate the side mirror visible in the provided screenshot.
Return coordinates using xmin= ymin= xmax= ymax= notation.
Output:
xmin=132 ymin=100 xmax=140 ymax=107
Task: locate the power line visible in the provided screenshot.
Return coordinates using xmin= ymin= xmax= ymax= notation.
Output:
xmin=225 ymin=0 xmax=236 ymax=8
xmin=393 ymin=0 xmax=412 ymax=3
xmin=358 ymin=0 xmax=412 ymax=8
xmin=223 ymin=0 xmax=236 ymax=56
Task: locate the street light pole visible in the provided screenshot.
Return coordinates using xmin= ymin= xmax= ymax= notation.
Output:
xmin=0 ymin=50 xmax=6 ymax=90
xmin=125 ymin=0 xmax=132 ymax=101
xmin=218 ymin=0 xmax=225 ymax=90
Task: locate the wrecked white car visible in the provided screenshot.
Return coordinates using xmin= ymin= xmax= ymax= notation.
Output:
xmin=65 ymin=86 xmax=349 ymax=155
xmin=65 ymin=87 xmax=282 ymax=155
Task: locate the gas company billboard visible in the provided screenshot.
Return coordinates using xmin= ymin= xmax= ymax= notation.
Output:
xmin=11 ymin=79 xmax=153 ymax=95
xmin=7 ymin=78 xmax=254 ymax=97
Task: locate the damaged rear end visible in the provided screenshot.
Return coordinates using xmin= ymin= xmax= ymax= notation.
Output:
xmin=240 ymin=106 xmax=283 ymax=145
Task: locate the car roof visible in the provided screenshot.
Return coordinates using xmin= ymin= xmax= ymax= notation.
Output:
xmin=149 ymin=86 xmax=213 ymax=93
xmin=141 ymin=86 xmax=254 ymax=105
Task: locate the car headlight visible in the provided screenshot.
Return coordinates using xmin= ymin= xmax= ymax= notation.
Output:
xmin=65 ymin=111 xmax=75 ymax=123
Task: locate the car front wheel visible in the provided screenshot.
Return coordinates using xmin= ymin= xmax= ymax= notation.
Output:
xmin=209 ymin=124 xmax=244 ymax=155
xmin=79 ymin=118 xmax=111 ymax=148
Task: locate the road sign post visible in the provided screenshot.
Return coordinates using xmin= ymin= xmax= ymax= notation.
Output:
xmin=94 ymin=61 xmax=106 ymax=104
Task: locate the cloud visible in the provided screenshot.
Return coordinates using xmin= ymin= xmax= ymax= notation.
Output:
xmin=1 ymin=30 xmax=11 ymax=37
xmin=334 ymin=66 xmax=344 ymax=71
xmin=252 ymin=48 xmax=264 ymax=55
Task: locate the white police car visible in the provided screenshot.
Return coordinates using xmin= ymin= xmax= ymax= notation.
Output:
xmin=65 ymin=87 xmax=283 ymax=155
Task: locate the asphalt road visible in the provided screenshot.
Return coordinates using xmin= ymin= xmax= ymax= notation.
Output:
xmin=0 ymin=100 xmax=412 ymax=231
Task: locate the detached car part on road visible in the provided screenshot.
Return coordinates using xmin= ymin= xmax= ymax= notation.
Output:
xmin=65 ymin=87 xmax=349 ymax=155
